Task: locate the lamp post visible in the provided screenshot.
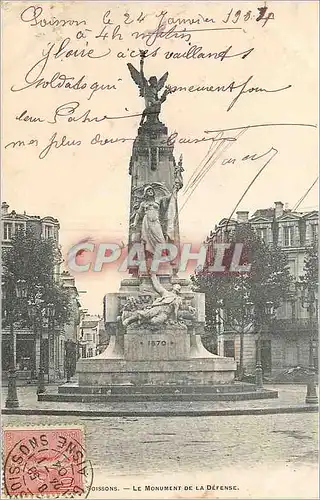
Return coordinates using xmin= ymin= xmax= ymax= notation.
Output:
xmin=245 ymin=300 xmax=274 ymax=390
xmin=37 ymin=312 xmax=46 ymax=395
xmin=45 ymin=303 xmax=56 ymax=383
xmin=28 ymin=291 xmax=47 ymax=395
xmin=4 ymin=278 xmax=27 ymax=408
xmin=296 ymin=281 xmax=318 ymax=405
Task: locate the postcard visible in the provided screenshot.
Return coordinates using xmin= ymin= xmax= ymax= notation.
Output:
xmin=1 ymin=1 xmax=318 ymax=499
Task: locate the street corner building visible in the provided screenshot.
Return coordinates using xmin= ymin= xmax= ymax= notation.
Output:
xmin=1 ymin=202 xmax=82 ymax=384
xmin=205 ymin=203 xmax=319 ymax=378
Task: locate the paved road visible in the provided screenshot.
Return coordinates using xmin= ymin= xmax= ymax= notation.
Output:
xmin=3 ymin=411 xmax=318 ymax=498
xmin=3 ymin=412 xmax=317 ymax=475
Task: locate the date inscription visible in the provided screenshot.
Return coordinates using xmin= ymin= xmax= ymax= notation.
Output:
xmin=148 ymin=340 xmax=168 ymax=346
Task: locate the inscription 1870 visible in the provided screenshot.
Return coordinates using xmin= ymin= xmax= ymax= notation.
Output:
xmin=148 ymin=340 xmax=168 ymax=346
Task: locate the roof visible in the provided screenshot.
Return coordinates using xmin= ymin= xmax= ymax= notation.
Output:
xmin=1 ymin=204 xmax=59 ymax=224
xmin=251 ymin=208 xmax=315 ymax=221
xmin=251 ymin=208 xmax=275 ymax=219
xmin=217 ymin=218 xmax=237 ymax=226
xmin=210 ymin=206 xmax=318 ymax=238
xmin=301 ymin=210 xmax=319 ymax=219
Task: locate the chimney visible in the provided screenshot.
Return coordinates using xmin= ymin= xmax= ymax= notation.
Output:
xmin=236 ymin=211 xmax=249 ymax=223
xmin=274 ymin=201 xmax=284 ymax=218
xmin=1 ymin=202 xmax=9 ymax=215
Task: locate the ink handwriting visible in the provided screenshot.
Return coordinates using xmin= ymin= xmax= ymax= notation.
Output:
xmin=11 ymin=38 xmax=111 ymax=93
xmin=20 ymin=5 xmax=87 ymax=28
xmin=168 ymin=76 xmax=292 ymax=111
xmin=12 ymin=72 xmax=121 ymax=100
xmin=4 ymin=123 xmax=316 ymax=161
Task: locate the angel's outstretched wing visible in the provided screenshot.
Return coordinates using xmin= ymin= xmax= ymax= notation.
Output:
xmin=127 ymin=63 xmax=145 ymax=95
xmin=157 ymin=71 xmax=169 ymax=91
xmin=132 ymin=183 xmax=170 ymax=204
xmin=150 ymin=182 xmax=170 ymax=197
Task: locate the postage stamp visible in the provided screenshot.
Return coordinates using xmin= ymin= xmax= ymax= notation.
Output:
xmin=2 ymin=427 xmax=93 ymax=498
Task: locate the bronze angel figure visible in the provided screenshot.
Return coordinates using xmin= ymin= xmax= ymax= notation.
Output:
xmin=127 ymin=50 xmax=172 ymax=125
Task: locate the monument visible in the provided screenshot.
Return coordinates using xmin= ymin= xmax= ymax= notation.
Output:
xmin=41 ymin=53 xmax=278 ymax=403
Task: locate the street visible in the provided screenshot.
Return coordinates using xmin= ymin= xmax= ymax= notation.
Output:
xmin=2 ymin=384 xmax=318 ymax=498
xmin=3 ymin=412 xmax=317 ymax=475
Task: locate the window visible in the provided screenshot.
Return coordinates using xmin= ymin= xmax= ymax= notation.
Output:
xmin=3 ymin=222 xmax=13 ymax=240
xmin=15 ymin=223 xmax=24 ymax=234
xmin=88 ymin=348 xmax=93 ymax=357
xmin=288 ymin=260 xmax=296 ymax=276
xmin=44 ymin=225 xmax=53 ymax=239
xmin=257 ymin=228 xmax=267 ymax=242
xmin=283 ymin=226 xmax=294 ymax=247
xmin=224 ymin=340 xmax=235 ymax=358
xmin=85 ymin=332 xmax=93 ymax=342
xmin=311 ymin=224 xmax=318 ymax=243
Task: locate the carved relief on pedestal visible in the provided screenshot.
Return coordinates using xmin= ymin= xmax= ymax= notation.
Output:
xmin=119 ymin=275 xmax=196 ymax=332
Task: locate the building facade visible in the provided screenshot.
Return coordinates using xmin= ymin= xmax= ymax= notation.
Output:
xmin=1 ymin=202 xmax=81 ymax=382
xmin=96 ymin=319 xmax=110 ymax=355
xmin=78 ymin=315 xmax=101 ymax=358
xmin=207 ymin=201 xmax=318 ymax=375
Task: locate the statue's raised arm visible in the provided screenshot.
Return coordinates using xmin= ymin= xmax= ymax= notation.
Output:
xmin=127 ymin=64 xmax=145 ymax=98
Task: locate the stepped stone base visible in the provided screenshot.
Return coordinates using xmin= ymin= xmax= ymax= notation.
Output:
xmin=39 ymin=383 xmax=278 ymax=403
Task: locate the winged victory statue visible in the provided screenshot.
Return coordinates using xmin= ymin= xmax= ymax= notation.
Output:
xmin=127 ymin=50 xmax=172 ymax=126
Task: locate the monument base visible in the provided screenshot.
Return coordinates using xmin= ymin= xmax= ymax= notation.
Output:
xmin=77 ymin=328 xmax=236 ymax=386
xmin=39 ymin=284 xmax=278 ymax=404
xmin=39 ymin=382 xmax=278 ymax=403
xmin=77 ymin=358 xmax=235 ymax=386
xmin=39 ymin=332 xmax=278 ymax=403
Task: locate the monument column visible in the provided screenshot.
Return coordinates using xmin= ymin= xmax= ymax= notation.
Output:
xmin=74 ymin=53 xmax=237 ymax=391
xmin=125 ymin=51 xmax=183 ymax=278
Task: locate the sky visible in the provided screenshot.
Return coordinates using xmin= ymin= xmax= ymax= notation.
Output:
xmin=3 ymin=1 xmax=318 ymax=314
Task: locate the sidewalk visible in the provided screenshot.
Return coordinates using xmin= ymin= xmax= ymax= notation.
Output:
xmin=2 ymin=383 xmax=318 ymax=416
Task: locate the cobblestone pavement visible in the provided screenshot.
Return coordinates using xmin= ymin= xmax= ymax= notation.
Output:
xmin=3 ymin=387 xmax=318 ymax=499
xmin=1 ymin=384 xmax=317 ymax=412
xmin=2 ymin=411 xmax=318 ymax=476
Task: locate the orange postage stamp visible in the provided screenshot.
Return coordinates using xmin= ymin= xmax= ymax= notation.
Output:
xmin=3 ymin=427 xmax=93 ymax=498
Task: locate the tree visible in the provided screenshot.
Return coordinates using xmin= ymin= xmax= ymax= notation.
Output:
xmin=297 ymin=240 xmax=318 ymax=350
xmin=300 ymin=242 xmax=318 ymax=290
xmin=2 ymin=228 xmax=72 ymax=329
xmin=192 ymin=224 xmax=292 ymax=377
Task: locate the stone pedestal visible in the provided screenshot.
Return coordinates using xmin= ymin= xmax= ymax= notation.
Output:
xmin=77 ymin=356 xmax=236 ymax=387
xmin=124 ymin=325 xmax=189 ymax=361
xmin=75 ymin=276 xmax=237 ymax=390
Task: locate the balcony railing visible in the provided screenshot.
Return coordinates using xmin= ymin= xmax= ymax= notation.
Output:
xmin=271 ymin=318 xmax=318 ymax=334
xmin=218 ymin=317 xmax=318 ymax=336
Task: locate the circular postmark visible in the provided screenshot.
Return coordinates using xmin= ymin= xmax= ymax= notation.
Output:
xmin=3 ymin=428 xmax=93 ymax=498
